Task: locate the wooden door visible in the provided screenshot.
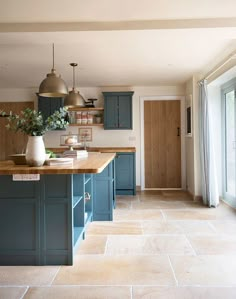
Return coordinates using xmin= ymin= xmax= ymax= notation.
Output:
xmin=144 ymin=100 xmax=181 ymax=188
xmin=0 ymin=102 xmax=34 ymax=161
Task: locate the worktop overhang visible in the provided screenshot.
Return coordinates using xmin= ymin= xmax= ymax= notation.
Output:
xmin=0 ymin=152 xmax=115 ymax=175
xmin=48 ymin=147 xmax=136 ymax=153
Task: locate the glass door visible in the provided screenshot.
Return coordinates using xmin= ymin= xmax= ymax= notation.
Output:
xmin=222 ymin=85 xmax=236 ymax=207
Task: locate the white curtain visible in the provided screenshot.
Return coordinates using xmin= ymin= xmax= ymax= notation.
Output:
xmin=199 ymin=79 xmax=219 ymax=207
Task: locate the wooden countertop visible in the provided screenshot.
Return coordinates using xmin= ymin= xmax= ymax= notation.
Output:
xmin=48 ymin=147 xmax=136 ymax=153
xmin=0 ymin=152 xmax=116 ymax=175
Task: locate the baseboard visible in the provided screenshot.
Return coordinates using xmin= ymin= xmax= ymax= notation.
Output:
xmin=193 ymin=195 xmax=203 ymax=203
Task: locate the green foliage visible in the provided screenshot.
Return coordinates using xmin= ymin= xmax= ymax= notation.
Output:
xmin=45 ymin=149 xmax=56 ymax=158
xmin=0 ymin=107 xmax=69 ymax=136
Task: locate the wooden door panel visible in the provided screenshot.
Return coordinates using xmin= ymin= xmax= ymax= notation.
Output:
xmin=144 ymin=100 xmax=181 ymax=188
xmin=0 ymin=102 xmax=34 ymax=161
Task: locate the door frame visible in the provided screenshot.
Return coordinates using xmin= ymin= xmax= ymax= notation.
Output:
xmin=140 ymin=95 xmax=186 ymax=190
xmin=221 ymin=78 xmax=236 ymax=208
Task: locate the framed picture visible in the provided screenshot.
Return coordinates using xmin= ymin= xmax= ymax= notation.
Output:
xmin=78 ymin=127 xmax=93 ymax=142
xmin=186 ymin=94 xmax=192 ymax=137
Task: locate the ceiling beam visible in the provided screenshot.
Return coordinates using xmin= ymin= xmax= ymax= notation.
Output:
xmin=1 ymin=18 xmax=236 ymax=32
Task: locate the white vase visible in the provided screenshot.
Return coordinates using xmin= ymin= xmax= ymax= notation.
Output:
xmin=25 ymin=135 xmax=45 ymax=167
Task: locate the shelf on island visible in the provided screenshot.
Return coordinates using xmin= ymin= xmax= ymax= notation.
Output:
xmin=84 ymin=211 xmax=92 ymax=226
xmin=73 ymin=226 xmax=84 ymax=246
xmin=84 ymin=176 xmax=91 ymax=185
xmin=73 ymin=195 xmax=83 ymax=208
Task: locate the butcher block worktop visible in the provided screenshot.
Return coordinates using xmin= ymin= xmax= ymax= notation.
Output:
xmin=48 ymin=147 xmax=136 ymax=153
xmin=0 ymin=152 xmax=116 ymax=175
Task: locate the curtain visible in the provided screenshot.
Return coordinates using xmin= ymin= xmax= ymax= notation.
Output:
xmin=199 ymin=79 xmax=219 ymax=207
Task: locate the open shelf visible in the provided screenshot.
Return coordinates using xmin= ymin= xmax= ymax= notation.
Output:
xmin=73 ymin=195 xmax=83 ymax=208
xmin=73 ymin=226 xmax=84 ymax=246
xmin=84 ymin=176 xmax=91 ymax=185
xmin=69 ymin=123 xmax=103 ymax=127
xmin=68 ymin=107 xmax=104 ymax=112
xmin=84 ymin=211 xmax=92 ymax=226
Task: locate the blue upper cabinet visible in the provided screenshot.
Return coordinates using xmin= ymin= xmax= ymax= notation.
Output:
xmin=38 ymin=95 xmax=64 ymax=120
xmin=103 ymin=91 xmax=134 ymax=130
xmin=38 ymin=96 xmax=65 ymax=130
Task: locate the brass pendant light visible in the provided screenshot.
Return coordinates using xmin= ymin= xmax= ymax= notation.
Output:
xmin=38 ymin=44 xmax=68 ymax=97
xmin=64 ymin=63 xmax=85 ymax=107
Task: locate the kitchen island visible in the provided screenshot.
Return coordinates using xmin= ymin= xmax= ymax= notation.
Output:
xmin=0 ymin=153 xmax=115 ymax=265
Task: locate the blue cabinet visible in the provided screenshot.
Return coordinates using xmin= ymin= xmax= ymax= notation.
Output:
xmin=0 ymin=176 xmax=41 ymax=265
xmin=0 ymin=173 xmax=93 ymax=265
xmin=115 ymin=152 xmax=136 ymax=195
xmin=93 ymin=160 xmax=115 ymax=220
xmin=38 ymin=95 xmax=64 ymax=120
xmin=103 ymin=91 xmax=134 ymax=129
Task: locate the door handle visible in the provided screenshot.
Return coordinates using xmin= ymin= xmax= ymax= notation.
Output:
xmin=177 ymin=127 xmax=180 ymax=136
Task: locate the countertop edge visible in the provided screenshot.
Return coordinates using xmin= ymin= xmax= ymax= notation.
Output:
xmin=0 ymin=153 xmax=116 ymax=175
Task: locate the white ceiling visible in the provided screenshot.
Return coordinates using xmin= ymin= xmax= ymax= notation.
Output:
xmin=1 ymin=0 xmax=236 ymax=89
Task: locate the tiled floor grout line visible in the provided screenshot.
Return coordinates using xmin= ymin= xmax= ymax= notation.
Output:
xmin=184 ymin=234 xmax=197 ymax=256
xmin=104 ymin=236 xmax=109 ymax=255
xmin=167 ymin=255 xmax=179 ymax=287
xmin=20 ymin=286 xmax=29 ymax=299
xmin=48 ymin=266 xmax=61 ymax=286
xmin=130 ymin=285 xmax=133 ymax=299
xmin=207 ymin=220 xmax=218 ymax=233
xmin=140 ymin=220 xmax=144 ymax=235
xmin=160 ymin=209 xmax=167 ymax=221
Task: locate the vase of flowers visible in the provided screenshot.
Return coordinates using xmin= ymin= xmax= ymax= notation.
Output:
xmin=0 ymin=107 xmax=69 ymax=166
xmin=25 ymin=135 xmax=46 ymax=166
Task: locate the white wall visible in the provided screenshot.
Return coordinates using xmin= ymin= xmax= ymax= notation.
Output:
xmin=185 ymin=78 xmax=195 ymax=195
xmin=0 ymin=85 xmax=185 ymax=187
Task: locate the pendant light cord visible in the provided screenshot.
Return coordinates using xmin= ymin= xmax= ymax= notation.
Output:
xmin=52 ymin=43 xmax=55 ymax=70
xmin=73 ymin=65 xmax=75 ymax=89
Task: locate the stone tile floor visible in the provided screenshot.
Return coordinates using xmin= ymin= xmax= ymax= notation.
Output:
xmin=1 ymin=190 xmax=236 ymax=298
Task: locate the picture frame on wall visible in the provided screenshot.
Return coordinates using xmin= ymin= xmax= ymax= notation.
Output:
xmin=79 ymin=127 xmax=93 ymax=142
xmin=186 ymin=94 xmax=192 ymax=137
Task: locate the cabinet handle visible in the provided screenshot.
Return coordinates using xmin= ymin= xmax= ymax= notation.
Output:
xmin=177 ymin=127 xmax=180 ymax=136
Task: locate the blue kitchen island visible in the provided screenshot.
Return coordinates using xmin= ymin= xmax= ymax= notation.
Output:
xmin=0 ymin=153 xmax=115 ymax=265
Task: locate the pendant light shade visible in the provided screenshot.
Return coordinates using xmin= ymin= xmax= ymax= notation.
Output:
xmin=38 ymin=44 xmax=68 ymax=97
xmin=64 ymin=63 xmax=85 ymax=107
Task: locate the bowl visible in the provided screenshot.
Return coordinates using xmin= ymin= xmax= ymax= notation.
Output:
xmin=45 ymin=153 xmax=51 ymax=160
xmin=9 ymin=154 xmax=26 ymax=165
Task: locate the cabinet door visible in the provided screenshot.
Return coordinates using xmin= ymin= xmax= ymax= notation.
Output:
xmin=118 ymin=95 xmax=132 ymax=129
xmin=116 ymin=153 xmax=136 ymax=195
xmin=103 ymin=92 xmax=133 ymax=130
xmin=93 ymin=162 xmax=114 ymax=220
xmin=40 ymin=174 xmax=73 ymax=265
xmin=38 ymin=96 xmax=64 ymax=120
xmin=38 ymin=96 xmax=65 ymax=130
xmin=0 ymin=176 xmax=41 ymax=265
xmin=104 ymin=95 xmax=119 ymax=129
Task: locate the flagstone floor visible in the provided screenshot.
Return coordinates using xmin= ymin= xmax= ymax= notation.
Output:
xmin=1 ymin=190 xmax=236 ymax=298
